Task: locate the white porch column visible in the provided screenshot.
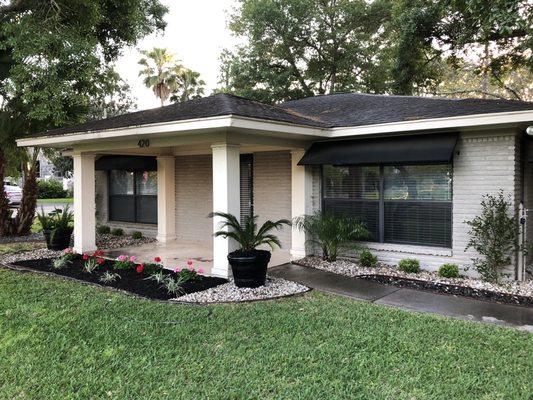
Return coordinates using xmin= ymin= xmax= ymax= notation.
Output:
xmin=290 ymin=150 xmax=312 ymax=259
xmin=211 ymin=143 xmax=240 ymax=278
xmin=73 ymin=154 xmax=96 ymax=253
xmin=156 ymin=156 xmax=176 ymax=243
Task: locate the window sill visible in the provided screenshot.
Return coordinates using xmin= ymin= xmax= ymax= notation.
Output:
xmin=361 ymin=242 xmax=452 ymax=257
xmin=107 ymin=221 xmax=157 ymax=229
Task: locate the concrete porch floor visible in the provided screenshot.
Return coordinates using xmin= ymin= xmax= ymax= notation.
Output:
xmin=105 ymin=240 xmax=290 ymax=276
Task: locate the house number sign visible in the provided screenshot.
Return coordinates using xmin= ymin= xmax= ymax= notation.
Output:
xmin=138 ymin=139 xmax=150 ymax=148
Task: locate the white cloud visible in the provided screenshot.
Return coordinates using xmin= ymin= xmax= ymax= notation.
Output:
xmin=115 ymin=0 xmax=239 ymax=110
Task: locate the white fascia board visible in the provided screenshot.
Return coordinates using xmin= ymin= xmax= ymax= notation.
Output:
xmin=16 ymin=115 xmax=328 ymax=148
xmin=330 ymin=110 xmax=533 ymax=138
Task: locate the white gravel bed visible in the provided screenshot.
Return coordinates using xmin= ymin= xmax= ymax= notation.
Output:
xmin=96 ymin=233 xmax=156 ymax=250
xmin=176 ymin=277 xmax=309 ymax=303
xmin=298 ymin=256 xmax=533 ymax=298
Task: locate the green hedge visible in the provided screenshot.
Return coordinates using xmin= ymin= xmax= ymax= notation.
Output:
xmin=37 ymin=179 xmax=67 ymax=199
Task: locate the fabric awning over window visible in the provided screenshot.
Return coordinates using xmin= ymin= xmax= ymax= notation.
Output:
xmin=95 ymin=156 xmax=157 ymax=171
xmin=298 ymin=132 xmax=459 ymax=166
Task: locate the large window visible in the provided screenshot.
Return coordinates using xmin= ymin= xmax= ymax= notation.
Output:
xmin=109 ymin=170 xmax=157 ymax=224
xmin=323 ymin=164 xmax=452 ymax=247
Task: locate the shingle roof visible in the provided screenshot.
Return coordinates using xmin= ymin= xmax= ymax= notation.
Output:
xmin=34 ymin=93 xmax=327 ymax=137
xmin=280 ymin=92 xmax=533 ymax=128
xmin=30 ymin=91 xmax=533 ymax=138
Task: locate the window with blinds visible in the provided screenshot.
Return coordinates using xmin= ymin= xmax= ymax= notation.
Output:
xmin=240 ymin=154 xmax=253 ymax=224
xmin=109 ymin=170 xmax=157 ymax=224
xmin=322 ymin=164 xmax=452 ymax=247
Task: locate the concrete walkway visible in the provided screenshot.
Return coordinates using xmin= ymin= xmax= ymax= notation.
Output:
xmin=269 ymin=263 xmax=533 ymax=331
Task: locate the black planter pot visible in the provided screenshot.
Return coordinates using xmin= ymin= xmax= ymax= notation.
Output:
xmin=227 ymin=249 xmax=271 ymax=288
xmin=43 ymin=228 xmax=73 ymax=251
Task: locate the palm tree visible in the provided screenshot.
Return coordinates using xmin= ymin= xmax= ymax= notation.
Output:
xmin=138 ymin=48 xmax=177 ymax=107
xmin=170 ymin=66 xmax=206 ymax=103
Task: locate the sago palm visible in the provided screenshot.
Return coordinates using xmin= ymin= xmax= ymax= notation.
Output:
xmin=209 ymin=212 xmax=291 ymax=253
xmin=138 ymin=47 xmax=178 ymax=106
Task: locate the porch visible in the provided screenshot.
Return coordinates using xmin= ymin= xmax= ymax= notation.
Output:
xmin=68 ymin=128 xmax=319 ymax=278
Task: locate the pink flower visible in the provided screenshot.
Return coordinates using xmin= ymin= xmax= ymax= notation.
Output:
xmin=136 ymin=264 xmax=144 ymax=273
xmin=117 ymin=255 xmax=127 ymax=262
xmin=187 ymin=259 xmax=193 ymax=266
xmin=188 ymin=266 xmax=195 ymax=271
xmin=129 ymin=256 xmax=137 ymax=263
xmin=198 ymin=267 xmax=204 ymax=274
xmin=64 ymin=248 xmax=73 ymax=254
xmin=173 ymin=267 xmax=181 ymax=273
xmin=154 ymin=256 xmax=161 ymax=263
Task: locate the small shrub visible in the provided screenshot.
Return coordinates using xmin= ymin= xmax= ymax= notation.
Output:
xmin=99 ymin=271 xmax=121 ymax=284
xmin=131 ymin=231 xmax=143 ymax=239
xmin=465 ymin=191 xmax=519 ymax=283
xmin=398 ymin=258 xmax=420 ymax=273
xmin=113 ymin=255 xmax=137 ymax=270
xmin=37 ymin=179 xmax=67 ymax=199
xmin=97 ymin=225 xmax=111 ymax=234
xmin=162 ymin=275 xmax=187 ymax=296
xmin=82 ymin=253 xmax=105 ymax=273
xmin=438 ymin=263 xmax=460 ymax=278
xmin=144 ymin=262 xmax=163 ymax=275
xmin=359 ymin=249 xmax=378 ymax=268
xmin=53 ymin=249 xmax=76 ymax=269
xmin=293 ymin=212 xmax=369 ymax=262
xmin=111 ymin=228 xmax=124 ymax=236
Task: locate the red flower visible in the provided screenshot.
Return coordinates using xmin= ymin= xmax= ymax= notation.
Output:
xmin=93 ymin=250 xmax=105 ymax=257
xmin=154 ymin=256 xmax=161 ymax=263
xmin=82 ymin=254 xmax=90 ymax=261
xmin=96 ymin=258 xmax=105 ymax=265
xmin=136 ymin=264 xmax=144 ymax=273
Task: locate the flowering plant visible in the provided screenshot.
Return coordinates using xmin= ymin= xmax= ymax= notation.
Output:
xmin=52 ymin=248 xmax=77 ymax=269
xmin=113 ymin=255 xmax=137 ymax=270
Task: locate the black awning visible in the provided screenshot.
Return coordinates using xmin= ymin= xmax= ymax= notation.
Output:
xmin=298 ymin=133 xmax=459 ymax=166
xmin=95 ymin=155 xmax=157 ymax=171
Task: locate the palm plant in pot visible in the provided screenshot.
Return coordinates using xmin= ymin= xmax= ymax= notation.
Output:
xmin=209 ymin=212 xmax=291 ymax=288
xmin=37 ymin=205 xmax=74 ymax=250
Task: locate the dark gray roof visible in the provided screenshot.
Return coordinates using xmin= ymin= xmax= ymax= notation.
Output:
xmin=34 ymin=93 xmax=327 ymax=137
xmin=280 ymin=92 xmax=533 ymax=128
xmin=30 ymin=92 xmax=533 ymax=138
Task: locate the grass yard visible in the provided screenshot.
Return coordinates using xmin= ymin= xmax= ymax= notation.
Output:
xmin=0 ymin=268 xmax=531 ymax=399
xmin=0 ymin=242 xmax=44 ymax=255
xmin=37 ymin=198 xmax=74 ymax=204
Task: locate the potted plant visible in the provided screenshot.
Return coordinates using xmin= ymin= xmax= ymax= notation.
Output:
xmin=37 ymin=205 xmax=74 ymax=250
xmin=209 ymin=212 xmax=290 ymax=288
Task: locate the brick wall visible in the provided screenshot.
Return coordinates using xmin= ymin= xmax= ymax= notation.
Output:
xmin=253 ymin=151 xmax=292 ymax=262
xmin=175 ymin=155 xmax=213 ymax=243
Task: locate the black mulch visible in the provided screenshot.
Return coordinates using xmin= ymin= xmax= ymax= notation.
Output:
xmin=11 ymin=257 xmax=227 ymax=301
xmin=358 ymin=274 xmax=532 ymax=307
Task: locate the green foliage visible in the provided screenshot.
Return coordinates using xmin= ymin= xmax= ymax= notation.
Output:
xmin=138 ymin=47 xmax=205 ymax=106
xmin=113 ymin=260 xmax=134 ymax=270
xmin=111 ymin=228 xmax=124 ymax=237
xmin=36 ymin=205 xmax=73 ymax=232
xmin=209 ymin=212 xmax=291 ymax=253
xmin=99 ymin=271 xmax=121 ymax=284
xmin=96 ymin=225 xmax=111 ymax=235
xmin=143 ymin=263 xmax=163 ymax=275
xmin=398 ymin=258 xmax=420 ymax=273
xmin=465 ymin=191 xmax=519 ymax=283
xmin=359 ymin=249 xmax=378 ymax=268
xmin=37 ymin=179 xmax=67 ymax=199
xmin=438 ymin=263 xmax=460 ymax=279
xmin=178 ymin=268 xmax=200 ymax=283
xmin=52 ymin=252 xmax=76 ymax=270
xmin=294 ymin=212 xmax=369 ymax=262
xmin=131 ymin=231 xmax=143 ymax=240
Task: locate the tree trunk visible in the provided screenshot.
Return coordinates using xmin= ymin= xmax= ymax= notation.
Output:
xmin=15 ymin=152 xmax=38 ymax=236
xmin=0 ymin=148 xmax=14 ymax=236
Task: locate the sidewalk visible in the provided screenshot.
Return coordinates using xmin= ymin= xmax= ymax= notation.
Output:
xmin=269 ymin=263 xmax=533 ymax=331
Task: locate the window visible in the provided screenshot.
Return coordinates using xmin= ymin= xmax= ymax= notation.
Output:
xmin=322 ymin=164 xmax=452 ymax=247
xmin=108 ymin=170 xmax=157 ymax=224
xmin=240 ymin=154 xmax=253 ymax=224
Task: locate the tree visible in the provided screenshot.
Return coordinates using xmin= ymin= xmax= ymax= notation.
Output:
xmin=218 ymin=0 xmax=392 ymax=103
xmin=170 ymin=67 xmax=206 ymax=103
xmin=0 ymin=0 xmax=167 ymax=236
xmin=138 ymin=48 xmax=179 ymax=107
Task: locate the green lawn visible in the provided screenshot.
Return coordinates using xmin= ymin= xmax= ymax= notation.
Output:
xmin=0 ymin=242 xmax=44 ymax=255
xmin=37 ymin=198 xmax=73 ymax=204
xmin=0 ymin=269 xmax=531 ymax=399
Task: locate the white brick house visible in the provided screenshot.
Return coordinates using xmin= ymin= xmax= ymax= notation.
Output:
xmin=17 ymin=93 xmax=533 ymax=280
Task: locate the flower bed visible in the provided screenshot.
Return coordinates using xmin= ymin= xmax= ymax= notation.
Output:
xmin=9 ymin=250 xmax=226 ymax=301
xmin=296 ymin=256 xmax=533 ymax=307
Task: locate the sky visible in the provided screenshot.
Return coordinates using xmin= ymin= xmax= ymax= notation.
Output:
xmin=116 ymin=0 xmax=239 ymax=111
